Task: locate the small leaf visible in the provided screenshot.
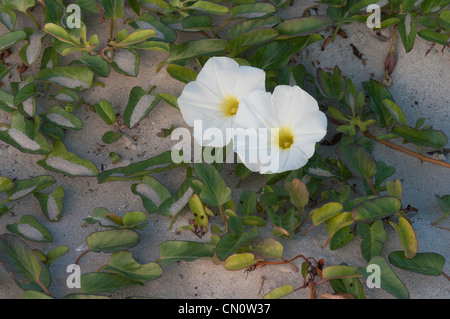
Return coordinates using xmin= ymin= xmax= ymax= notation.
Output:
xmin=37 ymin=66 xmax=94 ymax=91
xmin=0 ymin=177 xmax=14 ymax=193
xmin=330 ymin=226 xmax=354 ymax=250
xmin=284 ymin=178 xmax=309 ymax=210
xmin=43 ymin=105 xmax=83 ymax=130
xmin=264 ymin=285 xmax=293 ymax=299
xmin=86 ymin=229 xmax=140 ymax=253
xmin=166 ymin=64 xmax=198 ymax=84
xmin=122 ymin=211 xmax=148 ymax=230
xmin=158 ymin=240 xmax=216 ymax=267
xmin=238 ymin=190 xmax=257 ymax=216
xmin=45 ymin=245 xmax=69 ymax=267
xmin=194 ymin=163 xmax=232 ymax=207
xmin=0 ymin=30 xmax=26 ymax=52
xmin=389 ymin=216 xmax=418 ymax=259
xmin=391 ymin=125 xmax=448 ymax=148
xmin=336 ymin=143 xmax=377 ymax=179
xmin=276 ymin=16 xmax=333 ymax=35
xmin=6 ymin=175 xmax=56 ymax=201
xmin=352 ymin=196 xmax=401 ymax=221
xmin=94 ymin=100 xmax=116 ymax=125
xmin=81 ymin=272 xmax=142 ymax=294
xmin=7 ymin=215 xmax=53 ymax=242
xmin=230 ymin=3 xmax=276 ymax=19
xmin=130 ymin=13 xmax=177 ymax=43
xmin=132 ymin=175 xmax=171 ymax=214
xmin=124 ymin=86 xmax=160 ymax=128
xmin=224 ymin=253 xmax=259 ymax=271
xmin=310 ymin=202 xmax=343 ymax=226
xmin=102 ymin=131 xmax=123 ymax=144
xmin=34 ymin=186 xmax=65 ymax=222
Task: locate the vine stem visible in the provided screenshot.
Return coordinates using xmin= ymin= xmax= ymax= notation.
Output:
xmin=35 ymin=278 xmax=53 ymax=297
xmin=326 ymin=116 xmax=450 ymax=169
xmin=75 ymin=249 xmax=91 ymax=265
xmin=366 ymin=177 xmax=377 ymax=195
xmin=441 ymin=271 xmax=450 ymax=281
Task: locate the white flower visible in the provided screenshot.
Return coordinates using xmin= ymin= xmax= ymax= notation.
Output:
xmin=177 ymin=57 xmax=266 ymax=148
xmin=233 ymin=85 xmax=327 ymax=174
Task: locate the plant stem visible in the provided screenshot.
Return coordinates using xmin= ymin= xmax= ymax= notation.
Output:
xmin=327 ymin=116 xmax=450 ymax=169
xmin=218 ymin=205 xmax=228 ymax=233
xmin=431 ymin=214 xmax=449 ymax=226
xmin=35 ymin=278 xmax=53 ymax=297
xmin=441 ymin=271 xmax=450 ymax=281
xmin=26 ymin=10 xmax=41 ymax=29
xmin=366 ymin=177 xmax=377 ymax=195
xmin=75 ymin=249 xmax=91 ymax=265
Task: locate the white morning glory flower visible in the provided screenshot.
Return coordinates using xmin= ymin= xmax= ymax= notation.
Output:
xmin=177 ymin=57 xmax=266 ymax=148
xmin=233 ymin=85 xmax=327 ymax=174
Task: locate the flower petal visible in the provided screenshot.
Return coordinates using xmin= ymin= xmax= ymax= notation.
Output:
xmin=195 ymin=57 xmax=240 ymax=98
xmin=232 ymin=66 xmax=266 ymax=99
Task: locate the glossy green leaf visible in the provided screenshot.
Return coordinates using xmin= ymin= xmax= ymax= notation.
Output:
xmin=226 ymin=28 xmax=278 ymax=55
xmin=86 ymin=229 xmax=140 ymax=253
xmin=3 ymin=0 xmax=35 ymax=12
xmin=276 ymin=16 xmax=333 ymax=35
xmin=103 ymin=251 xmax=162 ymax=282
xmin=43 ymin=105 xmax=82 ymax=130
xmin=102 ymin=131 xmax=123 ymax=144
xmin=7 ymin=215 xmax=53 ymax=242
xmin=264 ymin=285 xmax=293 ymax=299
xmin=227 ymin=15 xmax=281 ymax=39
xmin=330 ymin=226 xmax=354 ymax=250
xmin=101 ymin=0 xmax=124 ymax=19
xmin=194 ymin=163 xmax=232 ymax=207
xmin=0 ymin=177 xmax=14 ymax=193
xmin=81 ymin=272 xmax=142 ymax=294
xmin=336 ymin=143 xmax=377 ymax=179
xmin=391 ymin=125 xmax=448 ymax=148
xmin=187 ymin=1 xmax=228 ymax=15
xmin=34 ymin=186 xmax=65 ymax=222
xmin=216 ymin=223 xmax=259 ymax=260
xmin=398 ymin=12 xmax=417 ymax=53
xmin=77 ymin=52 xmax=111 ymax=77
xmin=389 ymin=251 xmax=446 ymax=276
xmin=123 ymin=86 xmax=160 ymax=128
xmin=130 ymin=13 xmax=177 ymax=43
xmin=132 ymin=176 xmax=171 ymax=213
xmin=0 ymin=234 xmax=42 ymax=284
xmin=6 ymin=175 xmax=56 ymax=201
xmin=166 ymin=39 xmax=227 ymax=64
xmin=382 ymin=99 xmax=406 ymax=125
xmin=357 ymin=256 xmax=409 ymax=299
xmin=158 ymin=240 xmax=216 ymax=267
xmin=123 ymin=211 xmax=148 ymax=230
xmin=224 ymin=253 xmax=259 ymax=271
xmin=389 ymin=216 xmax=418 ymax=259
xmin=230 ymin=3 xmax=276 ymax=19
xmin=238 ymin=190 xmax=257 ymax=216
xmin=166 ymin=64 xmax=198 ymax=84
xmin=362 ymin=79 xmax=398 ymax=128
xmin=94 ymin=100 xmax=116 ymax=125
xmin=352 ymin=196 xmax=401 ymax=221
xmin=311 ymin=202 xmax=343 ymax=226
xmin=45 ymin=245 xmax=69 ymax=267
xmin=37 ymin=66 xmax=94 ymax=91
xmin=358 ymin=220 xmax=386 ymax=262
xmin=37 ymin=140 xmax=98 ymax=177
xmin=0 ymin=8 xmax=16 ymax=31
xmin=316 ymin=66 xmax=346 ymax=101
xmin=0 ymin=30 xmax=26 ymax=52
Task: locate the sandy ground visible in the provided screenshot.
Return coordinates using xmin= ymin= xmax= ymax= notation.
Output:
xmin=0 ymin=1 xmax=449 ymax=299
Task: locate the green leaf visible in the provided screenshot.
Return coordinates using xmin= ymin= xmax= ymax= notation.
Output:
xmin=124 ymin=150 xmax=175 ymax=176
xmin=391 ymin=125 xmax=448 ymax=148
xmin=216 ymin=222 xmax=259 ymax=260
xmin=238 ymin=190 xmax=257 ymax=216
xmin=45 ymin=245 xmax=69 ymax=267
xmin=186 ymin=1 xmax=228 ymax=15
xmin=0 ymin=177 xmax=14 ymax=193
xmin=284 ymin=178 xmax=309 ymax=210
xmin=109 ymin=48 xmax=140 ymax=77
xmin=103 ymin=251 xmax=162 ymax=282
xmin=358 ymin=220 xmax=387 ymax=262
xmin=389 ymin=216 xmax=418 ymax=259
xmin=322 ymin=265 xmax=365 ymax=299
xmin=249 ymin=34 xmax=322 ymax=70
xmin=102 ymin=131 xmax=123 ymax=144
xmin=382 ymin=99 xmax=406 ymax=125
xmin=226 ymin=28 xmax=278 ymax=55
xmin=189 ymin=194 xmax=208 ymax=228
xmin=352 ymin=196 xmax=401 ymax=221
xmin=122 ymin=211 xmax=148 ymax=230
xmin=158 ymin=240 xmax=216 ymax=267
xmin=94 ymin=100 xmax=116 ymax=125
xmin=2 ymin=0 xmax=35 ymax=13
xmin=101 ymin=0 xmax=124 ymax=19
xmin=123 ymin=86 xmax=160 ymax=128
xmin=132 ymin=176 xmax=171 ymax=213
xmin=264 ymin=285 xmax=293 ymax=299
xmin=267 ymin=207 xmax=296 ymax=237
xmin=77 ymin=52 xmax=111 ymax=78
xmin=230 ymin=3 xmax=276 ymax=19
xmin=194 ymin=163 xmax=232 ymax=207
xmin=276 ymin=16 xmax=334 ymax=35
xmin=7 ymin=215 xmax=53 ymax=242
xmin=0 ymin=8 xmax=16 ymax=31
xmin=317 ymin=66 xmax=347 ymax=101
xmin=311 ymin=202 xmax=344 ymax=226
xmin=166 ymin=64 xmax=198 ymax=84
xmin=436 ymin=194 xmax=450 ymax=214
xmin=36 ymin=66 xmax=94 ymax=91
xmin=336 ymin=143 xmax=377 ymax=179
xmin=166 ymin=39 xmax=227 ymax=64
xmin=398 ymin=12 xmax=417 ymax=53
xmin=357 ymin=256 xmax=409 ymax=299
xmin=362 ymin=79 xmax=398 ymax=128
xmin=81 ymin=272 xmax=142 ymax=294
xmin=34 ymin=186 xmax=65 ymax=222
xmin=6 ymin=175 xmax=56 ymax=201
xmin=86 ymin=229 xmax=140 ymax=253
xmin=0 ymin=234 xmax=42 ymax=285
xmin=157 ymin=179 xmax=194 ymax=219
xmin=225 ymin=253 xmax=259 ymax=271
xmin=130 ymin=13 xmax=177 ymax=43
xmin=22 ymin=291 xmax=54 ymax=299
xmin=43 ymin=105 xmax=83 ymax=130
xmin=227 ymin=15 xmax=281 ymax=39
xmin=388 ymin=251 xmax=446 ymax=276
xmin=19 ymin=31 xmax=45 ymax=66
xmin=37 ymin=140 xmax=98 ymax=177
xmin=330 ymin=226 xmax=354 ymax=250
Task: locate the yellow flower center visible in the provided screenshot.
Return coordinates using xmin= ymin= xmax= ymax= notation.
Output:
xmin=278 ymin=126 xmax=294 ymax=150
xmin=222 ymin=95 xmax=240 ymax=117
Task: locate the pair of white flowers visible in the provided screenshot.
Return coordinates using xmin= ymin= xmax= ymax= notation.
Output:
xmin=178 ymin=57 xmax=327 ymax=174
